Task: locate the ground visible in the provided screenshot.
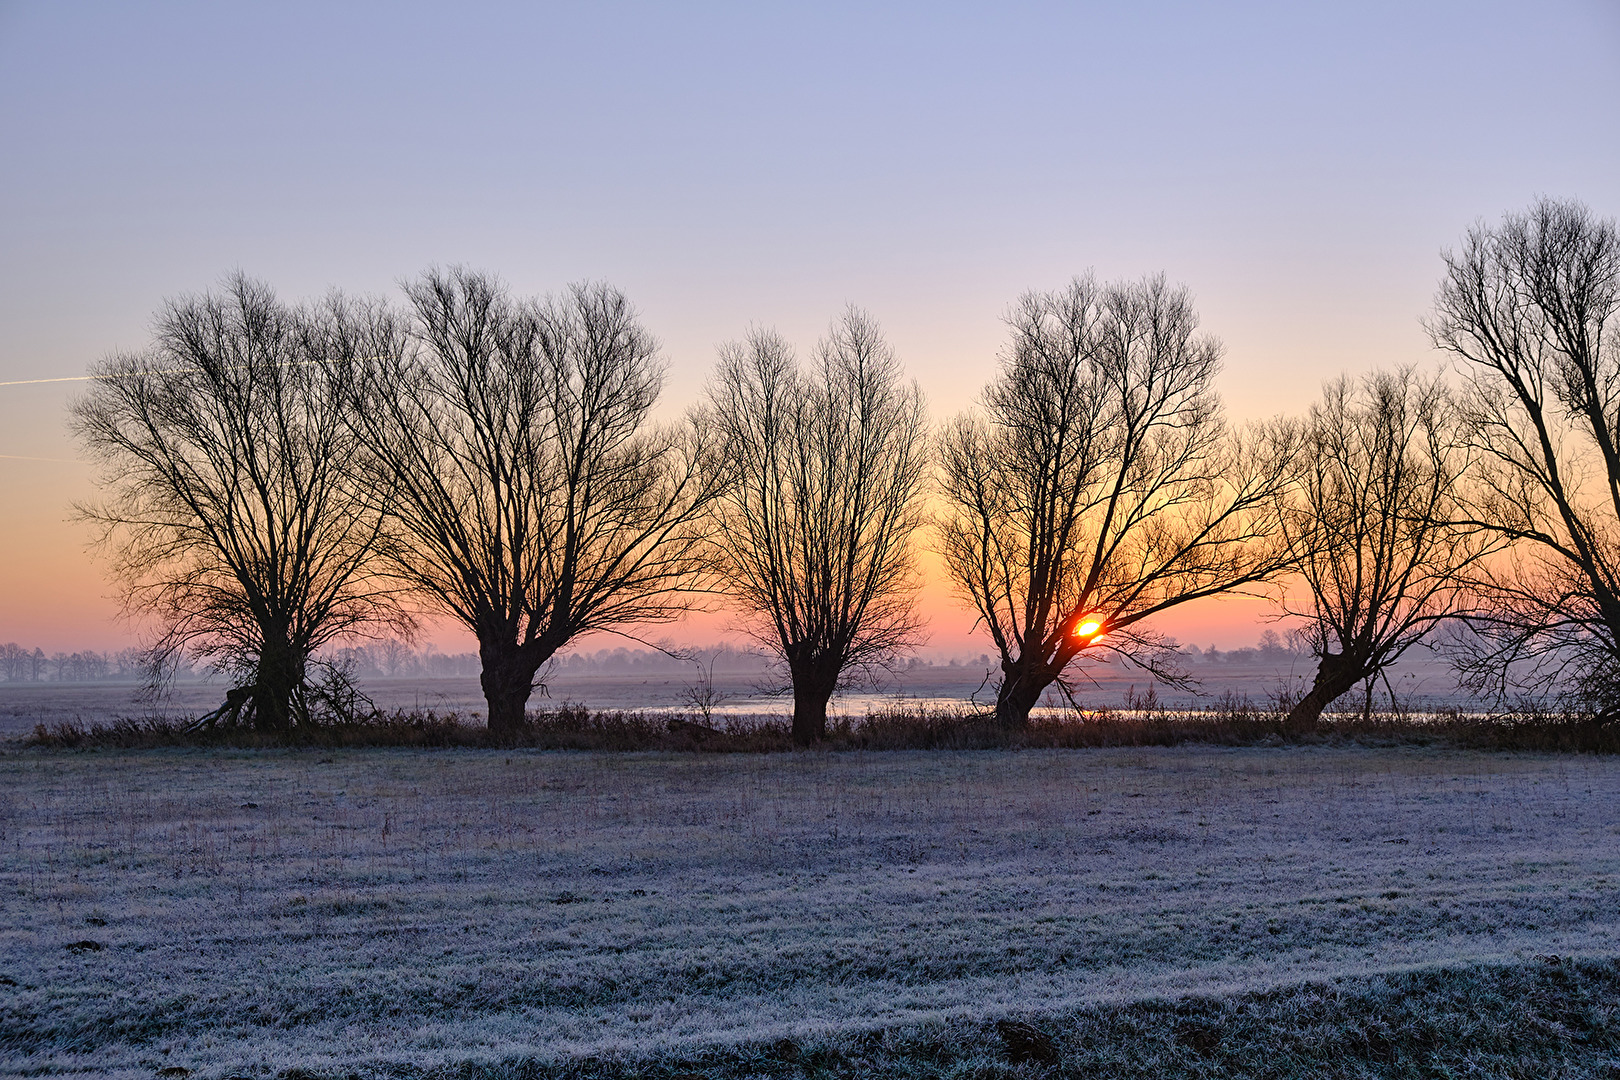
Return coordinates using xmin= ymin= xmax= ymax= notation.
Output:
xmin=3 ymin=745 xmax=1619 ymax=1077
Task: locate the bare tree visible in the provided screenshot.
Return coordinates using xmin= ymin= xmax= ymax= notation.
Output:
xmin=1277 ymin=366 xmax=1488 ymax=731
xmin=376 ymin=637 xmax=410 ymax=677
xmin=337 ymin=269 xmax=721 ymax=734
xmin=939 ymin=274 xmax=1296 ymax=727
xmin=1429 ymin=197 xmax=1620 ymax=714
xmin=71 ymin=275 xmax=406 ymax=729
xmin=704 ymin=309 xmax=928 ymax=744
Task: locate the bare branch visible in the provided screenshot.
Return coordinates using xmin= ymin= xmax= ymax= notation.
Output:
xmin=1429 ymin=198 xmax=1620 ymax=715
xmin=336 ymin=269 xmax=722 ymax=732
xmin=70 ymin=275 xmax=409 ymax=729
xmin=703 ymin=307 xmax=929 ymax=743
xmin=938 ymin=273 xmax=1296 ymax=725
xmin=1276 ymin=366 xmax=1493 ymax=729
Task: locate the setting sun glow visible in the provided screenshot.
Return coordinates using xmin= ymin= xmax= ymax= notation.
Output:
xmin=1076 ymin=619 xmax=1103 ymax=639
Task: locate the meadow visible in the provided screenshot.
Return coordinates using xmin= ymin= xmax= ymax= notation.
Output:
xmin=4 ymin=744 xmax=1620 ymax=1078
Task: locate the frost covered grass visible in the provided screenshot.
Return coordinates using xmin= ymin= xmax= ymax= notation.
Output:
xmin=4 ymin=746 xmax=1620 ymax=1077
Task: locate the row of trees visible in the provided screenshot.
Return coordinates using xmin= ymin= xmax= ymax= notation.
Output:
xmin=323 ymin=641 xmax=481 ymax=680
xmin=72 ymin=197 xmax=1620 ymax=739
xmin=0 ymin=644 xmax=158 ymax=683
xmin=1188 ymin=630 xmax=1302 ymax=665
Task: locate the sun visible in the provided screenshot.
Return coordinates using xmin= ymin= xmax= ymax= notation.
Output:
xmin=1075 ymin=619 xmax=1103 ymax=639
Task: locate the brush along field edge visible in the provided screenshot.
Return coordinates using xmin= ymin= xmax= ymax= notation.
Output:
xmin=3 ymin=747 xmax=1619 ymax=1075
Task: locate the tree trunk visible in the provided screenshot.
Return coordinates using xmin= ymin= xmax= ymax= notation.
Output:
xmin=1284 ymin=651 xmax=1365 ymax=735
xmin=252 ymin=635 xmax=304 ymax=731
xmin=788 ymin=662 xmax=839 ymax=745
xmin=479 ymin=638 xmax=544 ymax=737
xmin=993 ymin=657 xmax=1049 ymax=729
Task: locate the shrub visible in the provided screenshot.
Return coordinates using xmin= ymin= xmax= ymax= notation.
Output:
xmin=25 ymin=697 xmax=1620 ymax=753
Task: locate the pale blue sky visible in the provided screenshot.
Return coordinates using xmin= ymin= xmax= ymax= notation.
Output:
xmin=2 ymin=1 xmax=1617 ymax=650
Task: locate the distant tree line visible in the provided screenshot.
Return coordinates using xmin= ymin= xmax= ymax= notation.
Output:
xmin=1184 ymin=631 xmax=1306 ymax=666
xmin=68 ymin=197 xmax=1620 ymax=737
xmin=324 ymin=641 xmax=768 ymax=678
xmin=547 ymin=645 xmax=772 ymax=675
xmin=0 ymin=643 xmax=175 ymax=683
xmin=321 ymin=641 xmax=480 ymax=679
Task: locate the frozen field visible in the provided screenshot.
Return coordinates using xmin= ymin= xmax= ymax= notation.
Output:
xmin=2 ymin=745 xmax=1618 ymax=1076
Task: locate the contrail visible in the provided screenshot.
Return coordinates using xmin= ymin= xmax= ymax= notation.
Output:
xmin=0 ymin=368 xmax=259 ymax=387
xmin=0 ymin=358 xmax=375 ymax=388
xmin=0 ymin=371 xmax=194 ymax=388
xmin=0 ymin=453 xmax=84 ymax=464
xmin=0 ymin=374 xmax=102 ymax=387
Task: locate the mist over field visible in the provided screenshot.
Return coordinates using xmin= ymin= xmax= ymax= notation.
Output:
xmin=0 ymin=649 xmax=1474 ymax=742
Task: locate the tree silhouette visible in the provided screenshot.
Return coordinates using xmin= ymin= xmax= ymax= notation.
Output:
xmin=939 ymin=274 xmax=1295 ymax=726
xmin=1430 ymin=197 xmax=1620 ymax=714
xmin=72 ymin=276 xmax=406 ymax=729
xmin=704 ymin=309 xmax=928 ymax=744
xmin=1278 ymin=367 xmax=1488 ymax=730
xmin=336 ymin=269 xmax=722 ymax=734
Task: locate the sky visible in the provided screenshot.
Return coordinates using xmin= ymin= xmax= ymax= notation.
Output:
xmin=1 ymin=0 xmax=1617 ymax=656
